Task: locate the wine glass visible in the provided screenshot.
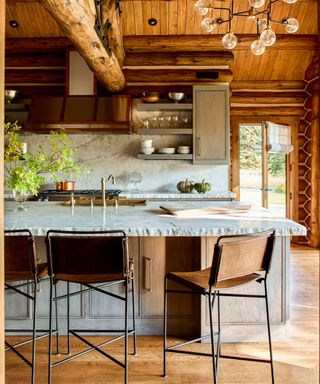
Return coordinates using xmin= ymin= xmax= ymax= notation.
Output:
xmin=181 ymin=117 xmax=190 ymax=128
xmin=13 ymin=190 xmax=28 ymax=212
xmin=128 ymin=171 xmax=142 ymax=192
xmin=172 ymin=115 xmax=179 ymax=128
xmin=150 ymin=116 xmax=158 ymax=128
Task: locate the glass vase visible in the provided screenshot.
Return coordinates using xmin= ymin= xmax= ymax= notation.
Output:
xmin=13 ymin=190 xmax=28 ymax=212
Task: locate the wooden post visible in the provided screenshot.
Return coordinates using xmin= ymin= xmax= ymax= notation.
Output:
xmin=42 ymin=0 xmax=126 ymax=92
xmin=0 ymin=0 xmax=5 ymax=380
xmin=230 ymin=118 xmax=240 ymax=200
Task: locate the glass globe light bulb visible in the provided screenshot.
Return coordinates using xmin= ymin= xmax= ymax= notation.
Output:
xmin=285 ymin=18 xmax=299 ymax=33
xmin=251 ymin=39 xmax=266 ymax=55
xmin=222 ymin=32 xmax=238 ymax=49
xmin=248 ymin=0 xmax=265 ymax=8
xmin=283 ymin=0 xmax=298 ymax=3
xmin=201 ymin=17 xmax=215 ymax=33
xmin=260 ymin=27 xmax=276 ymax=46
xmin=195 ymin=0 xmax=209 ymax=16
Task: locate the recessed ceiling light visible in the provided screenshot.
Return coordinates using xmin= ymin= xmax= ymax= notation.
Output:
xmin=148 ymin=18 xmax=157 ymax=26
xmin=9 ymin=20 xmax=19 ymax=28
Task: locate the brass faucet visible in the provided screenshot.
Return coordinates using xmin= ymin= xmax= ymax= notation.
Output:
xmin=101 ymin=177 xmax=106 ymax=207
xmin=107 ymin=174 xmax=116 ymax=185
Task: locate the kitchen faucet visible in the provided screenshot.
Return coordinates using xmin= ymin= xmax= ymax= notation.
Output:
xmin=101 ymin=175 xmax=116 ymax=207
xmin=107 ymin=174 xmax=116 ymax=185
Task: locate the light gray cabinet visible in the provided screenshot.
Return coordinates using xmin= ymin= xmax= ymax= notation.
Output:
xmin=193 ymin=85 xmax=230 ymax=165
xmin=5 ymin=236 xmax=200 ymax=336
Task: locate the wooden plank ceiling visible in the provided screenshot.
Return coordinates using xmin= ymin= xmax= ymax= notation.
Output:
xmin=5 ymin=0 xmax=318 ymax=82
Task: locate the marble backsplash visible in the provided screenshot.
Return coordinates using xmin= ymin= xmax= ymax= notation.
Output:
xmin=21 ymin=133 xmax=229 ymax=192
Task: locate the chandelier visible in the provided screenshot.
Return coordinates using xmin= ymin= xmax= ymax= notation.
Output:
xmin=194 ymin=0 xmax=300 ymax=56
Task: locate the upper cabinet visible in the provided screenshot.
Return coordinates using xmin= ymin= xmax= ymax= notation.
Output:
xmin=25 ymin=95 xmax=131 ymax=133
xmin=193 ymin=85 xmax=230 ymax=165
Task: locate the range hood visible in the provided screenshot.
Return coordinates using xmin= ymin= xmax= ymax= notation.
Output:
xmin=26 ymin=95 xmax=131 ymax=133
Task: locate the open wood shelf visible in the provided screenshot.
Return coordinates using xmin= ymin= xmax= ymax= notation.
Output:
xmin=137 ymin=153 xmax=193 ymax=160
xmin=136 ymin=128 xmax=192 ymax=135
xmin=136 ymin=103 xmax=193 ymax=111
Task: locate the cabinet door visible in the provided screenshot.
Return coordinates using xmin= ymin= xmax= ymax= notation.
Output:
xmin=140 ymin=237 xmax=201 ymax=336
xmin=193 ymin=85 xmax=230 ymax=164
xmin=141 ymin=237 xmax=166 ymax=318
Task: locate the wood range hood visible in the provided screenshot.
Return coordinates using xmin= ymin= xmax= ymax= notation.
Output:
xmin=26 ymin=95 xmax=131 ymax=133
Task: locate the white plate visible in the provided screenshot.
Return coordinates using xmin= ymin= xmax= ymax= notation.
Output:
xmin=158 ymin=147 xmax=176 ymax=154
xmin=177 ymin=149 xmax=190 ymax=154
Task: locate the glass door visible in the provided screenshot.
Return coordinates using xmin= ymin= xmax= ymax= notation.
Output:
xmin=239 ymin=123 xmax=289 ymax=218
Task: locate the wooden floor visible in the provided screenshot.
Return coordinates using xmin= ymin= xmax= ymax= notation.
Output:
xmin=5 ymin=245 xmax=319 ymax=383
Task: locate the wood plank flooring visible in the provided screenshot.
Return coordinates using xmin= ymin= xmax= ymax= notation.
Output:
xmin=5 ymin=246 xmax=319 ymax=383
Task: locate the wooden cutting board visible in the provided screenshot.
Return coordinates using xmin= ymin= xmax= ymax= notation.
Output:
xmin=159 ymin=204 xmax=253 ymax=217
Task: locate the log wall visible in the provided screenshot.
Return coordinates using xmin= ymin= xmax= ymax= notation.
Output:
xmin=296 ymin=57 xmax=319 ymax=248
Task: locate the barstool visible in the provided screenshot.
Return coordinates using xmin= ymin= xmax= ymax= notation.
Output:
xmin=163 ymin=229 xmax=276 ymax=384
xmin=5 ymin=229 xmax=59 ymax=384
xmin=46 ymin=229 xmax=136 ymax=384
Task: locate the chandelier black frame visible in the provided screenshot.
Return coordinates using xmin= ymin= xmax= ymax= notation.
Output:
xmin=195 ymin=0 xmax=300 ymax=55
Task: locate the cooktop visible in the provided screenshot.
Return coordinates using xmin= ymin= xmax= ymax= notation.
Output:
xmin=39 ymin=189 xmax=122 ymax=201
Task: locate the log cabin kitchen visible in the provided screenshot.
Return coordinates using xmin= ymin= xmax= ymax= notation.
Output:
xmin=0 ymin=0 xmax=319 ymax=383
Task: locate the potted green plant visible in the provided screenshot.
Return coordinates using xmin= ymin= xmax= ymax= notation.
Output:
xmin=4 ymin=121 xmax=88 ymax=209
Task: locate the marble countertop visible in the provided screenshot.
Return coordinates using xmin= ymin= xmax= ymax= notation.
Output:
xmin=120 ymin=190 xmax=235 ymax=199
xmin=4 ymin=201 xmax=306 ymax=237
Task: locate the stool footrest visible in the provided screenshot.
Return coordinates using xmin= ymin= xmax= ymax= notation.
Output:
xmin=166 ymin=332 xmax=219 ymax=351
xmin=219 ymin=353 xmax=272 ymax=364
xmin=5 ymin=330 xmax=58 ymax=350
xmin=166 ymin=348 xmax=214 ymax=358
xmin=51 ymin=330 xmax=135 ymax=369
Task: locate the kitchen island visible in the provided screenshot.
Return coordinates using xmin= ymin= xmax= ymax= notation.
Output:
xmin=5 ymin=201 xmax=306 ymax=341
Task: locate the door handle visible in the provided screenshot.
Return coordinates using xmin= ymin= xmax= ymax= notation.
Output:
xmin=197 ymin=137 xmax=201 ymax=157
xmin=143 ymin=257 xmax=152 ymax=292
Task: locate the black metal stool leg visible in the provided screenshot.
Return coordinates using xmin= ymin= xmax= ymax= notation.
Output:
xmin=124 ymin=278 xmax=129 ymax=384
xmin=67 ymin=282 xmax=71 ymax=355
xmin=216 ymin=292 xmax=221 ymax=379
xmin=208 ymin=289 xmax=217 ymax=384
xmin=48 ymin=278 xmax=53 ymax=384
xmin=131 ymin=277 xmax=137 ymax=355
xmin=31 ymin=282 xmax=37 ymax=384
xmin=162 ymin=276 xmax=168 ymax=378
xmin=264 ymin=280 xmax=275 ymax=384
xmin=54 ymin=284 xmax=60 ymax=356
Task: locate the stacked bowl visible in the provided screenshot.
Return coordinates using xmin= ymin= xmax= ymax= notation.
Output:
xmin=140 ymin=139 xmax=155 ymax=155
xmin=177 ymin=146 xmax=191 ymax=154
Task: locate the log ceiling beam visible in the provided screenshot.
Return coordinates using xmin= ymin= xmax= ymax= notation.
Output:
xmin=231 ymin=80 xmax=306 ymax=91
xmin=5 ymin=37 xmax=73 ymax=53
xmin=41 ymin=0 xmax=125 ymax=92
xmin=124 ymin=35 xmax=318 ymax=52
xmin=123 ymin=51 xmax=234 ymax=69
xmin=5 ymin=35 xmax=318 ymax=54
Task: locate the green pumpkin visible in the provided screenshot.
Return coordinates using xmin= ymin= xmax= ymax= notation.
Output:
xmin=176 ymin=179 xmax=194 ymax=193
xmin=194 ymin=179 xmax=212 ymax=193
